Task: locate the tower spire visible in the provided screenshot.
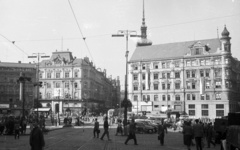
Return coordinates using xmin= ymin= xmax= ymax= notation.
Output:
xmin=137 ymin=0 xmax=152 ymax=47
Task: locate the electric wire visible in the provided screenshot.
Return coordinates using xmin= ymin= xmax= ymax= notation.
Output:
xmin=67 ymin=0 xmax=95 ymax=64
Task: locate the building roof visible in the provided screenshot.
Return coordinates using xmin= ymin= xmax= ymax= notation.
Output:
xmin=129 ymin=38 xmax=221 ymax=62
xmin=0 ymin=62 xmax=35 ymax=68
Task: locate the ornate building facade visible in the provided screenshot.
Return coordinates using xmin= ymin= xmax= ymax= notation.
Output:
xmin=39 ymin=51 xmax=120 ymax=115
xmin=0 ymin=61 xmax=36 ymax=115
xmin=128 ymin=26 xmax=240 ymax=119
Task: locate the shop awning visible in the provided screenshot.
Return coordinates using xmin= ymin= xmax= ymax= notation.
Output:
xmin=34 ymin=108 xmax=51 ymax=112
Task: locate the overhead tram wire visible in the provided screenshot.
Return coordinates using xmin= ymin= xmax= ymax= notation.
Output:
xmin=0 ymin=13 xmax=239 ymax=43
xmin=67 ymin=0 xmax=94 ymax=63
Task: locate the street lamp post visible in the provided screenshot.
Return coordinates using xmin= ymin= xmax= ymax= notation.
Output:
xmin=112 ymin=30 xmax=140 ymax=135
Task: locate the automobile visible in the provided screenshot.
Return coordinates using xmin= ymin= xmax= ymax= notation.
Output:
xmin=135 ymin=122 xmax=154 ymax=134
xmin=137 ymin=120 xmax=158 ymax=133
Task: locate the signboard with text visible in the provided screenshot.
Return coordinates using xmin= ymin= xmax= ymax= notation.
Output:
xmin=0 ymin=104 xmax=10 ymax=108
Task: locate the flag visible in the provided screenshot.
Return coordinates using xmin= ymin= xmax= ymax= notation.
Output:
xmin=200 ymin=77 xmax=205 ymax=95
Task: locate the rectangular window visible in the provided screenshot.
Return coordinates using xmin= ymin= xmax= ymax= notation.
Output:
xmin=154 ymin=73 xmax=158 ymax=80
xmin=39 ymin=73 xmax=43 ymax=79
xmin=189 ymin=104 xmax=195 ymax=109
xmin=74 ymin=72 xmax=78 ymax=78
xmin=47 ymin=83 xmax=51 ymax=88
xmin=134 ymin=95 xmax=138 ymax=101
xmin=192 ymin=82 xmax=196 ymax=89
xmin=202 ymin=110 xmax=209 ymax=116
xmin=162 ymin=73 xmax=166 ymax=79
xmin=215 ymin=69 xmax=222 ymax=77
xmin=200 ymin=70 xmax=204 ymax=77
xmin=201 ymin=95 xmax=204 ymax=100
xmin=215 ymin=58 xmax=221 ymax=65
xmin=206 ymin=81 xmax=210 ymax=89
xmin=216 ymin=104 xmax=224 ymax=109
xmin=206 ymin=94 xmax=210 ymax=100
xmin=192 ymin=94 xmax=196 ymax=100
xmin=189 ymin=110 xmax=195 ymax=116
xmin=216 ymin=93 xmax=221 ymax=100
xmin=65 ymin=72 xmax=69 ymax=78
xmin=154 ymin=105 xmax=159 ymax=108
xmin=154 ymin=64 xmax=158 ymax=69
xmin=65 ymin=82 xmax=69 ymax=88
xmin=166 ymin=62 xmax=170 ymax=68
xmin=133 ymin=85 xmax=138 ymax=91
xmin=154 ymin=83 xmax=158 ymax=90
xmin=192 ymin=60 xmax=197 ymax=66
xmin=154 ymin=95 xmax=159 ymax=101
xmin=186 ymin=61 xmax=191 ymax=66
xmin=216 ymin=110 xmax=224 ymax=117
xmin=187 ymin=82 xmax=191 ymax=89
xmin=133 ymin=74 xmax=138 ymax=80
xmin=167 ymin=83 xmax=171 ymax=89
xmin=47 ymin=73 xmax=51 ymax=79
xmin=175 ymin=83 xmax=180 ymax=89
xmin=215 ymin=81 xmax=222 ymax=88
xmin=206 ymin=70 xmax=210 ymax=77
xmin=167 ymin=95 xmax=170 ymax=101
xmin=175 ymin=72 xmax=180 ymax=78
xmin=142 ymin=74 xmax=145 ymax=80
xmin=56 ymin=72 xmax=60 ymax=78
xmin=56 ymin=82 xmax=60 ymax=88
xmin=134 ymin=66 xmax=138 ymax=70
xmin=200 ymin=60 xmax=205 ymax=66
xmin=147 ymin=95 xmax=150 ymax=101
xmin=187 ymin=94 xmax=191 ymax=100
xmin=74 ymin=82 xmax=78 ymax=88
xmin=143 ymin=95 xmax=146 ymax=101
xmin=142 ymin=65 xmax=146 ymax=70
xmin=162 ymin=95 xmax=166 ymax=101
xmin=186 ymin=71 xmax=190 ymax=78
xmin=142 ymin=84 xmax=145 ymax=90
xmin=162 ymin=63 xmax=166 ymax=68
xmin=162 ymin=83 xmax=165 ymax=90
xmin=175 ymin=61 xmax=180 ymax=67
xmin=167 ymin=73 xmax=170 ymax=78
xmin=175 ymin=95 xmax=180 ymax=101
xmin=201 ymin=104 xmax=208 ymax=109
xmin=192 ymin=71 xmax=196 ymax=78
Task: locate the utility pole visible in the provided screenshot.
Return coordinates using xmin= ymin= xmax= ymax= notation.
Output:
xmin=112 ymin=30 xmax=140 ymax=135
xmin=28 ymin=53 xmax=50 ymax=121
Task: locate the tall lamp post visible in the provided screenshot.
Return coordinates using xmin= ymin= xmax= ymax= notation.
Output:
xmin=112 ymin=30 xmax=140 ymax=135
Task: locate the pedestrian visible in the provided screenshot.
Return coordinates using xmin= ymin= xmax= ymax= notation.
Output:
xmin=29 ymin=121 xmax=45 ymax=150
xmin=158 ymin=122 xmax=165 ymax=146
xmin=193 ymin=119 xmax=204 ymax=150
xmin=115 ymin=119 xmax=123 ymax=136
xmin=183 ymin=121 xmax=193 ymax=150
xmin=100 ymin=117 xmax=110 ymax=141
xmin=93 ymin=118 xmax=100 ymax=138
xmin=219 ymin=122 xmax=227 ymax=150
xmin=206 ymin=122 xmax=216 ymax=148
xmin=0 ymin=118 xmax=5 ymax=135
xmin=125 ymin=119 xmax=138 ymax=145
xmin=14 ymin=119 xmax=20 ymax=139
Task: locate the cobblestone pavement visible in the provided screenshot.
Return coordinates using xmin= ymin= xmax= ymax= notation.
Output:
xmin=0 ymin=126 xmax=220 ymax=150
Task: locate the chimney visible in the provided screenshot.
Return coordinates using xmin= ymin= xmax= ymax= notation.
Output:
xmin=18 ymin=61 xmax=21 ymax=64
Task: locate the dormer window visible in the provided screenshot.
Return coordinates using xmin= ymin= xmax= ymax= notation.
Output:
xmin=195 ymin=48 xmax=203 ymax=55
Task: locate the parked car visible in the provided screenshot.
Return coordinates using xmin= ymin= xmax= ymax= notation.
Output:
xmin=136 ymin=120 xmax=158 ymax=133
xmin=135 ymin=122 xmax=154 ymax=134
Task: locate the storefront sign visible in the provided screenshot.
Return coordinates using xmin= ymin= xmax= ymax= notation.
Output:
xmin=0 ymin=104 xmax=10 ymax=108
xmin=173 ymin=101 xmax=182 ymax=105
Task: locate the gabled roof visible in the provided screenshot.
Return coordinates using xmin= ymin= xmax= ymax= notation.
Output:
xmin=129 ymin=38 xmax=221 ymax=62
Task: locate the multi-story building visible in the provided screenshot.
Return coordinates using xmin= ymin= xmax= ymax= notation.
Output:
xmin=128 ymin=3 xmax=240 ymax=119
xmin=0 ymin=61 xmax=36 ymax=115
xmin=39 ymin=51 xmax=120 ymax=115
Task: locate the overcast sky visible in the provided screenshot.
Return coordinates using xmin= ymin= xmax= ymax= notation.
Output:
xmin=0 ymin=0 xmax=240 ymax=88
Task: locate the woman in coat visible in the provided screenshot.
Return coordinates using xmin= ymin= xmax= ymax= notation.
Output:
xmin=29 ymin=122 xmax=45 ymax=150
xmin=183 ymin=121 xmax=193 ymax=150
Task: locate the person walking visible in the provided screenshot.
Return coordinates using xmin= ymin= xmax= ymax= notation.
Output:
xmin=29 ymin=121 xmax=45 ymax=150
xmin=14 ymin=119 xmax=20 ymax=139
xmin=183 ymin=121 xmax=193 ymax=150
xmin=93 ymin=118 xmax=100 ymax=138
xmin=206 ymin=122 xmax=216 ymax=148
xmin=100 ymin=117 xmax=110 ymax=141
xmin=193 ymin=119 xmax=204 ymax=150
xmin=115 ymin=119 xmax=123 ymax=136
xmin=125 ymin=119 xmax=138 ymax=145
xmin=158 ymin=122 xmax=165 ymax=146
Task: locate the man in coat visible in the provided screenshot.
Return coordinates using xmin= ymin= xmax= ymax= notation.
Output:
xmin=29 ymin=121 xmax=45 ymax=150
xmin=125 ymin=119 xmax=138 ymax=145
